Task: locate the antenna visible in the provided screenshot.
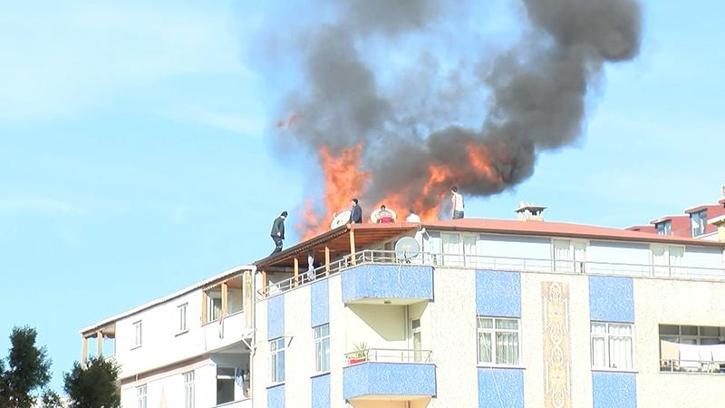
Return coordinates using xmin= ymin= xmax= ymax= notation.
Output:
xmin=330 ymin=210 xmax=352 ymax=229
xmin=394 ymin=236 xmax=420 ymax=262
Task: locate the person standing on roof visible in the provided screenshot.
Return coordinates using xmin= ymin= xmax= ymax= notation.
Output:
xmin=349 ymin=198 xmax=363 ymax=224
xmin=451 ymin=186 xmax=465 ymax=219
xmin=406 ymin=209 xmax=421 ymax=223
xmin=270 ymin=211 xmax=287 ymax=255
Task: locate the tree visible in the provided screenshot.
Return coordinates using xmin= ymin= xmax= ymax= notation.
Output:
xmin=40 ymin=390 xmax=63 ymax=408
xmin=64 ymin=357 xmax=120 ymax=408
xmin=0 ymin=326 xmax=52 ymax=408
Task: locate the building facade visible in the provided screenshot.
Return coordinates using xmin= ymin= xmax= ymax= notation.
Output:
xmin=83 ymin=217 xmax=725 ymax=408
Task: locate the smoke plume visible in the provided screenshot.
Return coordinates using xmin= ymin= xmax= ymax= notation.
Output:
xmin=273 ymin=0 xmax=642 ymax=234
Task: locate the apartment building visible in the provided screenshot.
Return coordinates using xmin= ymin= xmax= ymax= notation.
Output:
xmin=81 ymin=267 xmax=256 ymax=408
xmin=82 ymin=213 xmax=725 ymax=407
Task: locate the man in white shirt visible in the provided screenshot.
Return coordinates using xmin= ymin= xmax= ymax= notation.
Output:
xmin=451 ymin=186 xmax=464 ymax=219
xmin=406 ymin=209 xmax=421 ymax=223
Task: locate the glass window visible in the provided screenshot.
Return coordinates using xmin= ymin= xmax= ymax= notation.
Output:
xmin=132 ymin=321 xmax=142 ymax=348
xmin=178 ymin=303 xmax=188 ymax=333
xmin=442 ymin=233 xmax=462 ymax=266
xmin=477 ymin=317 xmax=520 ymax=366
xmin=691 ymin=210 xmax=707 ymax=237
xmin=137 ymin=385 xmax=147 ymax=408
xmin=656 ymin=221 xmax=672 ymax=236
xmin=183 ymin=371 xmax=194 ymax=408
xmin=207 ymin=289 xmax=222 ymax=322
xmin=270 ymin=338 xmax=285 ymax=383
xmin=591 ymin=322 xmax=634 ymax=370
xmin=313 ymin=324 xmax=330 ymax=373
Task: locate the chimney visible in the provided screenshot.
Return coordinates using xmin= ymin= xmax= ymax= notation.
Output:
xmin=708 ymin=215 xmax=725 ymax=243
xmin=516 ymin=202 xmax=546 ymax=222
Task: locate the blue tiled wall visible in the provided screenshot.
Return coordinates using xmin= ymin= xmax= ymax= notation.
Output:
xmin=589 ymin=276 xmax=634 ymax=323
xmin=592 ymin=372 xmax=636 ymax=408
xmin=267 ymin=383 xmax=285 ymax=408
xmin=341 ymin=264 xmax=434 ymax=303
xmin=311 ymin=373 xmax=331 ymax=408
xmin=343 ymin=362 xmax=436 ymax=400
xmin=267 ymin=295 xmax=285 ymax=340
xmin=476 ymin=270 xmax=521 ymax=317
xmin=311 ymin=279 xmax=329 ymax=327
xmin=477 ymin=368 xmax=524 ymax=408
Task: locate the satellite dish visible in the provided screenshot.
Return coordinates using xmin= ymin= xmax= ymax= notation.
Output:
xmin=331 ymin=210 xmax=351 ymax=229
xmin=371 ymin=208 xmax=397 ymax=223
xmin=394 ymin=236 xmax=420 ymax=261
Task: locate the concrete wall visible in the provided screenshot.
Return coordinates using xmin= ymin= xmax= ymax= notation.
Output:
xmin=120 ymin=359 xmax=217 ymax=408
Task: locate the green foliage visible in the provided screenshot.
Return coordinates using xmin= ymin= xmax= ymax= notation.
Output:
xmin=64 ymin=357 xmax=120 ymax=408
xmin=40 ymin=390 xmax=63 ymax=408
xmin=0 ymin=326 xmax=52 ymax=408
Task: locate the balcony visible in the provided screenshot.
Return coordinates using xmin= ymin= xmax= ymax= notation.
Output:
xmin=258 ymin=249 xmax=725 ymax=299
xmin=343 ymin=348 xmax=436 ymax=403
xmin=202 ymin=311 xmax=252 ymax=352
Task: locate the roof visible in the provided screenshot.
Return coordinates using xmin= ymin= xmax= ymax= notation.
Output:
xmin=424 ymin=219 xmax=724 ymax=247
xmin=649 ymin=215 xmax=688 ymax=225
xmin=80 ymin=264 xmax=255 ymax=336
xmin=685 ymin=204 xmax=720 ymax=214
xmin=255 ymin=223 xmax=417 ymax=270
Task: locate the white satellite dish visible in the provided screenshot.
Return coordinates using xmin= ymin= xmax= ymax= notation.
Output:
xmin=394 ymin=236 xmax=420 ymax=261
xmin=371 ymin=208 xmax=397 ymax=223
xmin=330 ymin=210 xmax=352 ymax=229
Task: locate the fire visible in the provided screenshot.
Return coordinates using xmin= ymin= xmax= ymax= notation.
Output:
xmin=299 ymin=144 xmax=369 ymax=240
xmin=298 ymin=141 xmax=504 ymax=238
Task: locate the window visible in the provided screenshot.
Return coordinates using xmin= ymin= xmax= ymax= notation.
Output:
xmin=132 ymin=321 xmax=142 ymax=348
xmin=656 ymin=221 xmax=672 ymax=236
xmin=477 ymin=317 xmax=520 ymax=366
xmin=659 ymin=325 xmax=725 ymax=373
xmin=183 ymin=371 xmax=195 ymax=408
xmin=137 ymin=385 xmax=147 ymax=408
xmin=217 ymin=368 xmax=237 ymax=405
xmin=462 ymin=234 xmax=477 ymax=268
xmin=270 ymin=338 xmax=285 ymax=383
xmin=206 ymin=289 xmax=222 ymax=322
xmin=178 ymin=303 xmax=188 ymax=333
xmin=691 ymin=210 xmax=708 ymax=237
xmin=553 ymin=239 xmax=587 ymax=273
xmin=313 ymin=324 xmax=330 ymax=372
xmin=591 ymin=322 xmax=634 ymax=370
xmin=651 ymin=245 xmax=685 ymax=277
xmin=442 ymin=233 xmax=462 ymax=266
xmin=412 ymin=319 xmax=422 ymax=362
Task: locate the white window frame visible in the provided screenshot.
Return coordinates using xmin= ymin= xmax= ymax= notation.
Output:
xmin=183 ymin=371 xmax=195 ymax=408
xmin=137 ymin=384 xmax=147 ymax=408
xmin=132 ymin=321 xmax=142 ymax=349
xmin=477 ymin=316 xmax=521 ymax=367
xmin=650 ymin=244 xmax=685 ymax=277
xmin=178 ymin=303 xmax=188 ymax=335
xmin=313 ymin=324 xmax=330 ymax=373
xmin=269 ymin=337 xmax=285 ymax=384
xmin=590 ymin=322 xmax=635 ymax=371
xmin=552 ymin=239 xmax=588 ymax=273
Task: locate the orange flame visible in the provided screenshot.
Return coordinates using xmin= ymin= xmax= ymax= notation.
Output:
xmin=299 ymin=141 xmax=504 ymax=237
xmin=298 ymin=144 xmax=369 ymax=240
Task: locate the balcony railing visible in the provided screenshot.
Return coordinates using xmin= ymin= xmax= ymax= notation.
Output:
xmin=344 ymin=348 xmax=433 ymax=365
xmin=258 ymin=249 xmax=725 ymax=298
xmin=661 ymin=359 xmax=725 ymax=374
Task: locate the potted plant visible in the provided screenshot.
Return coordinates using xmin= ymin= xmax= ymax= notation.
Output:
xmin=347 ymin=342 xmax=368 ymax=365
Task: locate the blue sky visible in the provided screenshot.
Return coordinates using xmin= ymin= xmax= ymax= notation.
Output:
xmin=0 ymin=0 xmax=723 ymax=392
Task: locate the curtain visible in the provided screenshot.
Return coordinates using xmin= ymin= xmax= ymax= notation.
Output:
xmin=442 ymin=233 xmax=462 ymax=267
xmin=478 ymin=332 xmax=492 ymax=363
xmin=591 ymin=323 xmax=607 ymax=367
xmin=554 ymin=240 xmax=573 ymax=272
xmin=574 ymin=241 xmax=587 ymax=272
xmin=608 ymin=324 xmax=633 ymax=369
xmin=463 ymin=235 xmax=477 ymax=267
xmin=496 ymin=332 xmax=519 ymax=365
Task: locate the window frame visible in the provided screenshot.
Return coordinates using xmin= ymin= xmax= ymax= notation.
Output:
xmin=269 ymin=337 xmax=286 ymax=384
xmin=177 ymin=303 xmax=189 ymax=335
xmin=691 ymin=210 xmax=708 ymax=237
xmin=183 ymin=371 xmax=195 ymax=408
xmin=476 ymin=316 xmax=522 ymax=368
xmin=132 ymin=320 xmax=143 ymax=349
xmin=136 ymin=384 xmax=147 ymax=408
xmin=313 ymin=324 xmax=330 ymax=373
xmin=552 ymin=238 xmax=588 ymax=273
xmin=590 ymin=321 xmax=635 ymax=371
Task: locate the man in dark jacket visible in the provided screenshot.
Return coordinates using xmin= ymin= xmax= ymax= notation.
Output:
xmin=349 ymin=198 xmax=363 ymax=224
xmin=270 ymin=211 xmax=287 ymax=255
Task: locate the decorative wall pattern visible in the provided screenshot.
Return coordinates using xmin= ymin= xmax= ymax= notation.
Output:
xmin=542 ymin=281 xmax=572 ymax=408
xmin=341 ymin=264 xmax=433 ymax=303
xmin=476 ymin=270 xmax=521 ymax=317
xmin=589 ymin=276 xmax=634 ymax=323
xmin=310 ymin=279 xmax=329 ymax=327
xmin=267 ymin=295 xmax=285 ymax=340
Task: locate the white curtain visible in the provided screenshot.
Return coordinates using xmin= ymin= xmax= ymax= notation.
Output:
xmin=574 ymin=241 xmax=587 ymax=273
xmin=463 ymin=235 xmax=477 ymax=268
xmin=442 ymin=233 xmax=462 ymax=267
xmin=496 ymin=332 xmax=519 ymax=365
xmin=651 ymin=245 xmax=668 ymax=277
xmin=591 ymin=323 xmax=607 ymax=367
xmin=554 ymin=239 xmax=573 ymax=272
xmin=669 ymin=246 xmax=685 ymax=276
xmin=608 ymin=324 xmax=633 ymax=369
